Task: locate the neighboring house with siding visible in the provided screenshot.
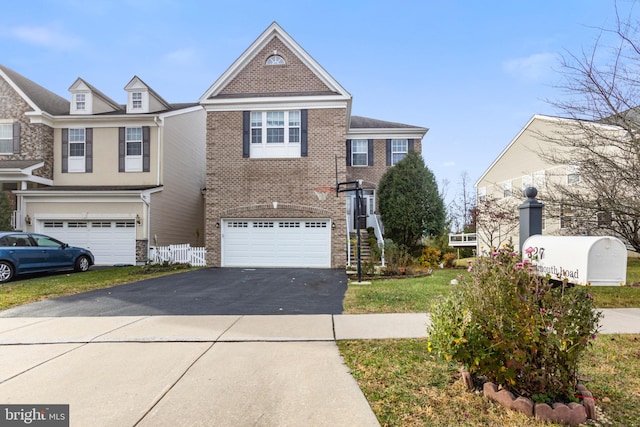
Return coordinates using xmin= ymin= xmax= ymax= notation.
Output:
xmin=475 ymin=114 xmax=616 ymax=252
xmin=1 ymin=65 xmax=206 ymax=265
xmin=200 ymin=22 xmax=427 ymax=268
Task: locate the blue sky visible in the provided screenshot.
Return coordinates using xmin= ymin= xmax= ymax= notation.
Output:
xmin=1 ymin=0 xmax=636 ymax=205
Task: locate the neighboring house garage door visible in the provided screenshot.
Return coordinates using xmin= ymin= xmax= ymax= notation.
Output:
xmin=222 ymin=219 xmax=331 ymax=268
xmin=38 ymin=220 xmax=137 ymax=266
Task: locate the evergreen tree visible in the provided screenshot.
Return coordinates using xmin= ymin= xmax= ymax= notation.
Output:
xmin=378 ymin=152 xmax=445 ymax=251
xmin=0 ymin=191 xmax=13 ymax=231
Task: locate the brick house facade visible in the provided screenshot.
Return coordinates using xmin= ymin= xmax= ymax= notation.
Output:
xmin=200 ymin=23 xmax=427 ymax=268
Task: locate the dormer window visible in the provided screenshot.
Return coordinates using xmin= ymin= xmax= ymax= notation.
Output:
xmin=266 ymin=55 xmax=285 ymax=65
xmin=75 ymin=93 xmax=86 ymax=111
xmin=132 ymin=92 xmax=142 ymax=109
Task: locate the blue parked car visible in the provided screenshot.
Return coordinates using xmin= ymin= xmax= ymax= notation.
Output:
xmin=0 ymin=232 xmax=94 ymax=283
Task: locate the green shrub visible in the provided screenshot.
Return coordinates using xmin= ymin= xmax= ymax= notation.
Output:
xmin=383 ymin=239 xmax=412 ymax=275
xmin=442 ymin=252 xmax=457 ymax=268
xmin=428 ymin=245 xmax=602 ymax=403
xmin=419 ymin=246 xmax=441 ymax=268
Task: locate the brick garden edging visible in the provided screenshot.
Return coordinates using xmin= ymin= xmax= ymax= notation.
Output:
xmin=461 ymin=370 xmax=596 ymax=426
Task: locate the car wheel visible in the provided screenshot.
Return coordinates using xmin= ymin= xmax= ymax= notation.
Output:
xmin=74 ymin=255 xmax=90 ymax=272
xmin=0 ymin=261 xmax=15 ymax=283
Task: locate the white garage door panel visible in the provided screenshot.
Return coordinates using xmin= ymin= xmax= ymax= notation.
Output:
xmin=222 ymin=219 xmax=331 ymax=268
xmin=39 ymin=220 xmax=136 ymax=266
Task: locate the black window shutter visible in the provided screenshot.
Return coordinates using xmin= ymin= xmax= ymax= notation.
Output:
xmin=61 ymin=128 xmax=69 ymax=173
xmin=346 ymin=139 xmax=352 ymax=166
xmin=242 ymin=111 xmax=250 ymax=158
xmin=85 ymin=128 xmax=93 ymax=173
xmin=300 ymin=109 xmax=308 ymax=157
xmin=408 ymin=138 xmax=414 ymax=152
xmin=385 ymin=139 xmax=392 ymax=166
xmin=367 ymin=139 xmax=374 ymax=166
xmin=142 ymin=126 xmax=150 ymax=172
xmin=118 ymin=127 xmax=125 ymax=172
xmin=12 ymin=122 xmax=20 ymax=154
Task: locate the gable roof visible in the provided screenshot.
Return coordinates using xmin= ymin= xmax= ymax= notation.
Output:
xmin=124 ymin=75 xmax=170 ymax=109
xmin=350 ymin=116 xmax=422 ymax=129
xmin=69 ymin=77 xmax=121 ymax=111
xmin=199 ymin=22 xmax=351 ymax=103
xmin=0 ymin=64 xmax=69 ymax=115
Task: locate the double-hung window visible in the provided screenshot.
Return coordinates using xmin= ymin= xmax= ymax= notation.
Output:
xmin=126 ymin=127 xmax=143 ymax=172
xmin=502 ymin=180 xmax=512 ymax=198
xmin=391 ymin=139 xmax=408 ymax=165
xmin=351 ymin=140 xmax=368 ymax=166
xmin=249 ymin=110 xmax=301 ymax=158
xmin=0 ymin=123 xmax=12 ymax=153
xmin=132 ymin=92 xmax=142 ymax=109
xmin=68 ymin=128 xmax=86 ymax=172
xmin=567 ymin=164 xmax=580 ymax=185
xmin=75 ymin=93 xmax=86 ymax=111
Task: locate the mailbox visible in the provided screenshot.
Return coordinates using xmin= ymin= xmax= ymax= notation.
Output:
xmin=522 ymin=235 xmax=627 ymax=286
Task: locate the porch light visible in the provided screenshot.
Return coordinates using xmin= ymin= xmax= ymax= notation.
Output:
xmin=24 ymin=214 xmax=31 ymax=225
xmin=136 ymin=214 xmax=141 ymax=225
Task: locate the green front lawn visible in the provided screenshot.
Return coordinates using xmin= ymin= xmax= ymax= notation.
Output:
xmin=344 ymin=258 xmax=640 ymax=313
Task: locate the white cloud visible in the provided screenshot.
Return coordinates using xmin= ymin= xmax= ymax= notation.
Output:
xmin=9 ymin=25 xmax=84 ymax=50
xmin=503 ymin=52 xmax=557 ymax=81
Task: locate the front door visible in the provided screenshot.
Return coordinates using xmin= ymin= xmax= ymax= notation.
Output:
xmin=351 ymin=191 xmax=375 ymax=230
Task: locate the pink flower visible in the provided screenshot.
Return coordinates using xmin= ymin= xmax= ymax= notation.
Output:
xmin=525 ymin=247 xmax=535 ymax=255
xmin=468 ymin=265 xmax=473 ymax=272
xmin=515 ymin=262 xmax=524 ymax=269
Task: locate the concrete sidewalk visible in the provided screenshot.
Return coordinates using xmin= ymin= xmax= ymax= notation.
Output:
xmin=0 ymin=310 xmax=638 ymax=426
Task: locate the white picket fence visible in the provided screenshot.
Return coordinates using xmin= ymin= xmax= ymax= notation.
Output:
xmin=149 ymin=244 xmax=207 ymax=267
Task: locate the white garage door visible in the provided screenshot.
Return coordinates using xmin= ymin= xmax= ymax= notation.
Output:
xmin=222 ymin=219 xmax=331 ymax=268
xmin=39 ymin=220 xmax=136 ymax=266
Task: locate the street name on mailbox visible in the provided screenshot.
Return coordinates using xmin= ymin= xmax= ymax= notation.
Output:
xmin=522 ymin=235 xmax=627 ymax=286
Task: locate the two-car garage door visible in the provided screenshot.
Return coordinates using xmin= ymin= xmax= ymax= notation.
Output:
xmin=222 ymin=219 xmax=331 ymax=268
xmin=39 ymin=220 xmax=136 ymax=266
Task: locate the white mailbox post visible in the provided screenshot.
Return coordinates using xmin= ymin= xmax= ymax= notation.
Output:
xmin=522 ymin=235 xmax=627 ymax=286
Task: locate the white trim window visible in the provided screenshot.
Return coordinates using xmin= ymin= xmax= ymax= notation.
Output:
xmin=521 ymin=174 xmax=532 ymax=191
xmin=250 ymin=111 xmax=300 ymax=158
xmin=351 ymin=140 xmax=368 ymax=166
xmin=126 ymin=127 xmax=143 ymax=172
xmin=560 ymin=204 xmax=575 ymax=229
xmin=131 ymin=92 xmax=142 ymax=109
xmin=567 ymin=164 xmax=580 ymax=185
xmin=0 ymin=123 xmax=12 ymax=153
xmin=391 ymin=139 xmax=408 ymax=165
xmin=502 ymin=180 xmax=512 ymax=198
xmin=75 ymin=93 xmax=86 ymax=111
xmin=266 ymin=55 xmax=285 ymax=65
xmin=477 ymin=186 xmax=486 ymax=201
xmin=68 ymin=128 xmax=86 ymax=172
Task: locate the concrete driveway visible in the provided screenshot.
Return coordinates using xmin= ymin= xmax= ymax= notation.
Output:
xmin=0 ymin=268 xmax=348 ymax=317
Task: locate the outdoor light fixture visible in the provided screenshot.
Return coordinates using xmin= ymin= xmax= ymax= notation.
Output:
xmin=136 ymin=214 xmax=141 ymax=225
xmin=216 ymin=222 xmax=220 ymax=228
xmin=331 ymin=222 xmax=336 ymax=229
xmin=24 ymin=214 xmax=31 ymax=225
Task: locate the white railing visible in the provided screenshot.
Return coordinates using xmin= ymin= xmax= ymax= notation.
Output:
xmin=448 ymin=233 xmax=477 ymax=247
xmin=346 ymin=214 xmax=352 ymax=266
xmin=372 ymin=214 xmax=385 ymax=266
xmin=149 ymin=244 xmax=207 ymax=267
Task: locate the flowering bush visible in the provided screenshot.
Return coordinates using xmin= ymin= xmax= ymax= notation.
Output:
xmin=427 ymin=245 xmax=602 ymax=402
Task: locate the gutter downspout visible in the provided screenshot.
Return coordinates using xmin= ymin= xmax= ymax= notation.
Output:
xmin=153 ymin=116 xmax=163 ymax=186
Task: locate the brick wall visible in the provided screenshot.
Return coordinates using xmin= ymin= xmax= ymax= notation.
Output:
xmin=220 ymin=37 xmax=331 ymax=95
xmin=0 ymin=77 xmax=54 ymax=180
xmin=205 ymin=108 xmax=348 ymax=267
xmin=346 ymin=138 xmax=423 ymax=189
